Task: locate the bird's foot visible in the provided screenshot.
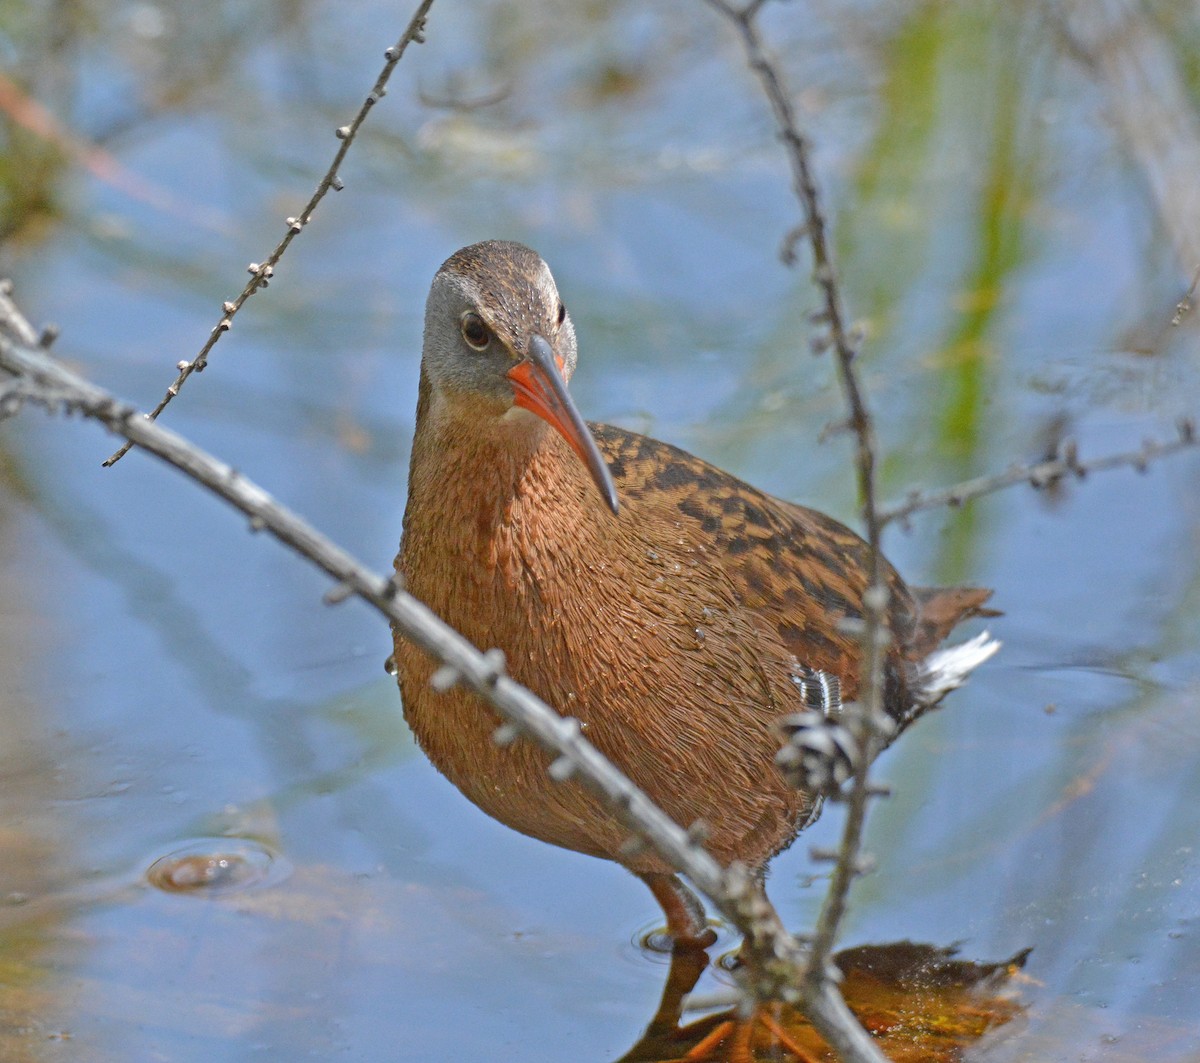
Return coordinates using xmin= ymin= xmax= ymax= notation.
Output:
xmin=676 ymin=1005 xmax=820 ymax=1063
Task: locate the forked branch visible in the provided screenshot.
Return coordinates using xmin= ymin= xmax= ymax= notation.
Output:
xmin=882 ymin=424 xmax=1199 ymax=527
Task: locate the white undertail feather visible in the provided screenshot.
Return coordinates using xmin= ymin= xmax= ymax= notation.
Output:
xmin=916 ymin=631 xmax=1001 ymax=706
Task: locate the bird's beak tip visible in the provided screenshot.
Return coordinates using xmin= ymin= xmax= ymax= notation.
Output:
xmin=508 ymin=336 xmax=620 ymax=516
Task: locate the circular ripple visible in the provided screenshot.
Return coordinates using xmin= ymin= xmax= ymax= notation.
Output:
xmin=636 ymin=923 xmax=678 ymax=957
xmin=146 ymin=838 xmax=290 ymax=896
xmin=716 ymin=948 xmax=744 ymax=973
xmin=628 ymin=918 xmax=729 ymax=965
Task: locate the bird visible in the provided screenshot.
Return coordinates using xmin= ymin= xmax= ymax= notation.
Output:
xmin=392 ymin=239 xmax=998 ymax=947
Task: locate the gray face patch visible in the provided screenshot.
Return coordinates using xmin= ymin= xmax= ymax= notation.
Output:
xmin=421 ymin=241 xmax=579 ymax=409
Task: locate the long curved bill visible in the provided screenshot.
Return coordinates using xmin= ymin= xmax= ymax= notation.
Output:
xmin=507 ymin=334 xmax=619 ymax=515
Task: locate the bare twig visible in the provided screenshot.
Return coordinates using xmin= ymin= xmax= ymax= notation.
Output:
xmin=703 ymin=3 xmax=890 ymax=1049
xmin=881 ymin=421 xmax=1199 ymax=527
xmin=1173 ymin=266 xmax=1200 ymax=326
xmin=102 ymin=0 xmax=436 ymax=468
xmin=0 ymin=291 xmax=840 ymax=1021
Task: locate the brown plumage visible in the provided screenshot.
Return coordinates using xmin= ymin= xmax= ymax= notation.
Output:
xmin=393 ymin=240 xmax=997 ymax=943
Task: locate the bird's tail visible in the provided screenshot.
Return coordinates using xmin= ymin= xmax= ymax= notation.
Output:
xmin=915 ymin=630 xmax=1001 ymax=707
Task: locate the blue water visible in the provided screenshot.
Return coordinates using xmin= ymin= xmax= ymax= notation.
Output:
xmin=2 ymin=1 xmax=1199 ymax=1059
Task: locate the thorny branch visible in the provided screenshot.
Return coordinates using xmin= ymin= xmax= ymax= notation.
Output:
xmin=1174 ymin=265 xmax=1200 ymax=326
xmin=102 ymin=0 xmax=436 ymax=468
xmin=882 ymin=422 xmax=1200 ymax=527
xmin=704 ymin=9 xmax=1200 ymax=1060
xmin=0 ymin=291 xmax=846 ymax=1025
xmin=704 ymin=0 xmax=891 ymax=1047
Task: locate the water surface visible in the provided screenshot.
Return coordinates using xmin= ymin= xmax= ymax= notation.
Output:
xmin=2 ymin=1 xmax=1199 ymax=1059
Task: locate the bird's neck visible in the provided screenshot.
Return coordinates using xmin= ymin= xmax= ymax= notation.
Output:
xmin=400 ymin=375 xmax=606 ymax=611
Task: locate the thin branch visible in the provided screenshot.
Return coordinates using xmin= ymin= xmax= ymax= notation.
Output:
xmin=0 ymin=289 xmax=829 ymax=1017
xmin=703 ymin=0 xmax=890 ymax=1043
xmin=1173 ymin=265 xmax=1200 ymax=326
xmin=0 ymin=280 xmax=39 ymax=346
xmin=881 ymin=421 xmax=1199 ymax=527
xmin=102 ymin=0 xmax=436 ymax=467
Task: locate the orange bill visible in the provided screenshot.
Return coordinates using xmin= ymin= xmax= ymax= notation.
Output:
xmin=507 ymin=334 xmax=619 ymax=515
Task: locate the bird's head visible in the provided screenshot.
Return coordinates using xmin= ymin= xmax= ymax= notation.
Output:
xmin=421 ymin=240 xmax=618 ymax=514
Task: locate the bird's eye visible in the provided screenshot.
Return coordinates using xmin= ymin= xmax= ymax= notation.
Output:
xmin=556 ymin=301 xmax=567 ymax=326
xmin=460 ymin=313 xmax=490 ymax=350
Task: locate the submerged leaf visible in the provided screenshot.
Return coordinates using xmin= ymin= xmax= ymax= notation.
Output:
xmin=619 ymin=940 xmax=1029 ymax=1063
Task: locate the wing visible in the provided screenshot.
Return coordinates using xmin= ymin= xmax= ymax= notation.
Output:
xmin=592 ymin=422 xmax=993 ymax=724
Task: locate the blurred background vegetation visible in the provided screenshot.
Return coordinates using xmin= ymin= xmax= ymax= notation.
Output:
xmin=1 ymin=0 xmax=1199 ymax=1059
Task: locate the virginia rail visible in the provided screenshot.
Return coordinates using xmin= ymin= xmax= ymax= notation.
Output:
xmin=393 ymin=240 xmax=997 ymax=945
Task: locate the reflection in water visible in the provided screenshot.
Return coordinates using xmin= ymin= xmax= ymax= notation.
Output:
xmin=618 ymin=940 xmax=1030 ymax=1062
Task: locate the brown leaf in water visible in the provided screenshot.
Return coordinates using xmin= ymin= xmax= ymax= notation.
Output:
xmin=621 ymin=940 xmax=1030 ymax=1063
xmin=830 ymin=942 xmax=1031 ymax=1059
